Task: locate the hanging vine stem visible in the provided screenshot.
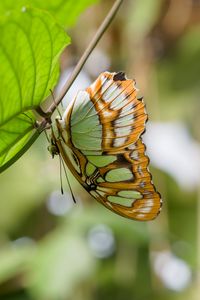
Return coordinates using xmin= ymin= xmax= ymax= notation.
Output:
xmin=37 ymin=0 xmax=124 ymax=129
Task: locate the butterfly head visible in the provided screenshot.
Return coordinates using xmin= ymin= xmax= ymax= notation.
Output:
xmin=47 ymin=138 xmax=59 ymax=158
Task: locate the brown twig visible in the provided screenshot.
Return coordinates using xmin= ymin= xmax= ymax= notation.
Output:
xmin=37 ymin=0 xmax=124 ymax=129
xmin=46 ymin=0 xmax=124 ymax=116
xmin=0 ymin=0 xmax=124 ymax=173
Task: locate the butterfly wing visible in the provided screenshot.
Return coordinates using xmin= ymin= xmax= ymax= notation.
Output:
xmin=54 ymin=72 xmax=162 ymax=221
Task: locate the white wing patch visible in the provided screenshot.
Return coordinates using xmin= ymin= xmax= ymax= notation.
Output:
xmin=114 ymin=126 xmax=132 ymax=138
xmin=114 ymin=137 xmax=127 ymax=147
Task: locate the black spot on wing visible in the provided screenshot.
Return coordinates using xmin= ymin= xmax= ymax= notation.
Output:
xmin=116 ymin=154 xmax=130 ymax=166
xmin=113 ymin=72 xmax=126 ymax=82
xmin=137 ymin=97 xmax=144 ymax=101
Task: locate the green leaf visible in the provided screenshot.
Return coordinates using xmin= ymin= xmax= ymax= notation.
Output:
xmin=0 ymin=8 xmax=70 ymax=172
xmin=0 ymin=0 xmax=99 ymax=27
xmin=0 ymin=112 xmax=39 ymax=173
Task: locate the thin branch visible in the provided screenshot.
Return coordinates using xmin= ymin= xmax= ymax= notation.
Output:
xmin=47 ymin=0 xmax=124 ymax=115
xmin=0 ymin=0 xmax=124 ymax=174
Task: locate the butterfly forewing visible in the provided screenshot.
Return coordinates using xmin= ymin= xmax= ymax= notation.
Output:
xmin=53 ymin=72 xmax=162 ymax=221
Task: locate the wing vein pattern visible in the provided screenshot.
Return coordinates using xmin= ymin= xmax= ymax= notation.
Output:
xmin=53 ymin=72 xmax=162 ymax=221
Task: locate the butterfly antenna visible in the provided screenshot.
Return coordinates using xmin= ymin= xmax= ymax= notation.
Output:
xmin=59 ymin=155 xmax=64 ymax=194
xmin=60 ymin=155 xmax=77 ymax=204
xmin=50 ymin=89 xmax=62 ymax=119
xmin=60 ymin=98 xmax=64 ymax=110
xmin=44 ymin=129 xmax=50 ymax=143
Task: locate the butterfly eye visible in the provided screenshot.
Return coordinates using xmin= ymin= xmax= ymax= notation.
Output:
xmin=47 ymin=141 xmax=59 ymax=158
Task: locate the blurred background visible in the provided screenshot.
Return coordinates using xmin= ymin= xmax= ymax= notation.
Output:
xmin=0 ymin=0 xmax=200 ymax=299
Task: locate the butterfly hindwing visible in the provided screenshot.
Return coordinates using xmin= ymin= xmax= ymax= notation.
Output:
xmin=53 ymin=72 xmax=162 ymax=221
xmin=83 ymin=138 xmax=161 ymax=221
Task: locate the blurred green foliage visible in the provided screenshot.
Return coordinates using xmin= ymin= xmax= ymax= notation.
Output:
xmin=0 ymin=0 xmax=200 ymax=300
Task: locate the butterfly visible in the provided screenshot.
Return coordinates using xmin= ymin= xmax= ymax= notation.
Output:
xmin=50 ymin=71 xmax=162 ymax=221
